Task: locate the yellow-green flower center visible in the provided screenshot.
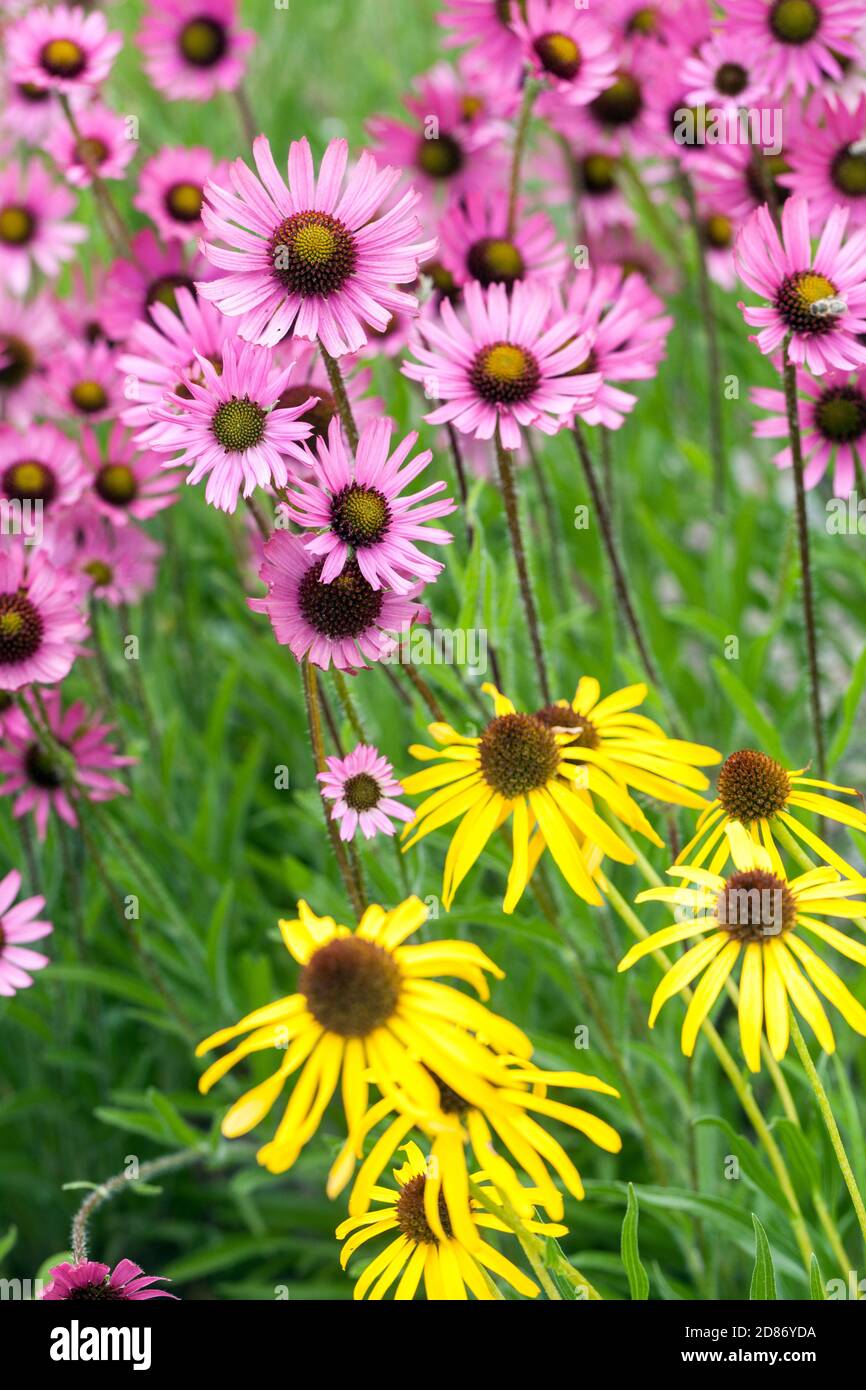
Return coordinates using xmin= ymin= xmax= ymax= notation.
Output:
xmin=270 ymin=211 xmax=357 ymax=298
xmin=0 ymin=206 xmax=35 ymax=246
xmin=470 ymin=342 xmax=541 ymax=404
xmin=590 ymin=72 xmax=643 ymax=127
xmin=627 ymin=6 xmax=658 ymax=36
xmin=96 ymin=463 xmax=138 ymax=507
xmin=466 ymin=236 xmax=525 ymax=288
xmin=582 ymin=153 xmax=617 ymax=194
xmin=0 ymin=593 xmax=43 ymax=664
xmin=479 ymin=712 xmax=561 ymax=799
xmin=704 ymin=214 xmax=733 ymax=250
xmin=815 ymin=385 xmax=866 ymax=442
xmin=417 ymin=133 xmax=464 ymax=180
xmin=330 ymin=484 xmax=391 ymax=548
xmin=534 ymin=32 xmax=581 ymax=80
xmin=71 ymin=379 xmax=108 ymax=414
xmin=146 ymin=273 xmax=196 ymax=317
xmin=84 ymin=559 xmax=114 ymax=588
xmin=770 ymin=0 xmax=821 ymax=44
xmin=40 ymin=38 xmax=86 ymax=78
xmin=300 ymin=936 xmax=401 ymax=1037
xmin=832 ymin=147 xmax=866 ymax=198
xmin=179 ymin=18 xmax=227 ymax=67
xmin=165 ymin=182 xmax=204 ymax=222
xmin=212 ymin=397 xmax=267 ymax=453
xmin=2 ymin=460 xmax=55 ymax=504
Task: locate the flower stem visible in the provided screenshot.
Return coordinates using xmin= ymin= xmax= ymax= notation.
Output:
xmin=507 ymin=77 xmax=541 ymax=237
xmin=781 ymin=337 xmax=826 ymax=779
xmin=469 ymin=1180 xmax=562 ymax=1300
xmin=399 ymin=659 xmax=447 ymax=722
xmin=446 ymin=422 xmax=473 ymax=548
xmin=244 ymin=493 xmax=272 ymax=542
xmin=58 ymin=95 xmax=135 ymax=261
xmin=302 ymin=659 xmax=366 ymax=918
xmin=331 ymin=668 xmax=366 ymax=742
xmin=572 ymin=422 xmax=659 ymax=688
xmin=679 ymin=170 xmax=725 ymax=512
xmin=495 ymin=432 xmax=551 ymax=703
xmin=71 ymin=1150 xmax=203 ymax=1264
xmin=319 ymin=341 xmax=359 ymax=452
xmin=233 ymin=82 xmax=258 ymax=145
xmin=789 ymin=1008 xmax=866 ymax=1250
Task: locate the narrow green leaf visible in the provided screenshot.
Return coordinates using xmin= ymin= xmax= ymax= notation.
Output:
xmin=0 ymin=1225 xmax=17 ymax=1265
xmin=621 ymin=1182 xmax=649 ymax=1300
xmin=828 ymin=645 xmax=866 ymax=768
xmin=749 ymin=1214 xmax=778 ymax=1300
xmin=809 ymin=1254 xmax=826 ymax=1301
xmin=711 ymin=659 xmax=784 ymax=761
xmin=147 ymin=1088 xmax=205 ymax=1149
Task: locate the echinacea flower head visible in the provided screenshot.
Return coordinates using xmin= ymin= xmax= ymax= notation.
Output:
xmin=677 ymin=747 xmax=866 ymax=881
xmin=512 ymin=0 xmax=617 ymax=107
xmin=0 ymin=689 xmax=133 ymax=841
xmin=149 ymin=339 xmax=313 ymax=513
xmin=81 ymin=422 xmax=180 ymax=526
xmin=0 ymin=544 xmax=87 ymax=691
xmin=0 ymin=159 xmax=85 ymax=296
xmin=103 ymin=230 xmax=204 ymax=342
xmin=49 ymin=512 xmax=162 ymax=608
xmin=564 ymin=265 xmax=673 ymax=427
xmin=139 ymin=0 xmax=255 ymax=102
xmin=336 ymin=1141 xmax=567 ymax=1301
xmin=402 ymin=280 xmax=601 ymax=449
xmin=723 ymin=0 xmax=862 ymax=98
xmin=734 ymin=195 xmax=866 ymax=374
xmin=437 ymin=190 xmax=569 ymax=291
xmin=0 ymin=423 xmax=88 ymax=517
xmin=134 ymin=145 xmax=224 ymax=243
xmin=51 ymin=340 xmax=121 ymax=423
xmin=436 ymin=0 xmax=526 ymax=85
xmin=248 ymin=532 xmax=430 ymax=672
xmin=318 ymin=743 xmax=413 ymax=842
xmin=195 ymin=895 xmax=529 ymax=1176
xmin=622 ymin=823 xmax=866 ymax=1071
xmin=401 ymin=682 xmax=643 ymax=913
xmin=680 ymin=29 xmax=770 ymax=112
xmin=0 ymin=291 xmax=61 ymax=429
xmin=284 ymin=416 xmax=455 ymax=592
xmin=751 ymin=365 xmax=866 ymax=495
xmin=42 ymin=1258 xmax=176 ymax=1301
xmin=6 ymin=4 xmax=122 ymax=95
xmin=0 ymin=867 xmax=52 ymax=998
xmin=46 ymin=102 xmax=137 ymax=190
xmin=784 ymin=95 xmax=866 ymax=231
xmin=198 ymin=136 xmax=437 ymax=356
xmin=0 ymin=69 xmax=62 ymax=145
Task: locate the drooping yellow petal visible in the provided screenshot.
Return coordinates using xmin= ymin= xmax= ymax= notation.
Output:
xmin=786 ymin=935 xmax=866 ymax=1035
xmin=772 ymin=940 xmax=836 ymax=1053
xmin=681 ymin=940 xmax=740 ymax=1056
xmin=618 ymin=918 xmax=719 ymax=972
xmin=738 ymin=943 xmax=763 ymax=1073
xmin=763 ymin=941 xmax=789 ymax=1060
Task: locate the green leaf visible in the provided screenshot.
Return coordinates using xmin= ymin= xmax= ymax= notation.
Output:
xmin=147 ymin=1089 xmax=205 ymax=1149
xmin=749 ymin=1215 xmax=777 ymax=1300
xmin=695 ymin=1116 xmax=787 ymax=1210
xmin=828 ymin=644 xmax=866 ymax=769
xmin=711 ymin=659 xmax=785 ymax=761
xmin=0 ymin=1225 xmax=17 ymax=1265
xmin=621 ymin=1183 xmax=649 ymax=1300
xmin=809 ymin=1254 xmax=826 ymax=1301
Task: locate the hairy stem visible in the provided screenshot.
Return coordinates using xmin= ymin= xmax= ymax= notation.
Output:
xmin=71 ymin=1150 xmax=202 ymax=1265
xmin=302 ymin=659 xmax=366 ymax=917
xmin=319 ymin=342 xmax=359 ymax=452
xmin=495 ymin=433 xmax=551 ymax=703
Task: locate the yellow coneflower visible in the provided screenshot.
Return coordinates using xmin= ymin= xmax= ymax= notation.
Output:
xmin=400 ymin=681 xmax=680 ymax=913
xmin=328 ymin=1053 xmax=622 ymax=1234
xmin=677 ymin=747 xmax=866 ymax=879
xmin=195 ymin=896 xmax=531 ymax=1181
xmin=621 ymin=823 xmax=866 ymax=1071
xmin=335 ymin=1142 xmax=567 ymax=1301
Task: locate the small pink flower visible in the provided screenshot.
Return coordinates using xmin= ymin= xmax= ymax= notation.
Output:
xmin=751 ymin=365 xmax=866 ymax=496
xmin=0 ymin=291 xmax=62 ymax=429
xmin=734 ymin=194 xmax=866 ymax=374
xmin=198 ymin=135 xmax=436 ymax=356
xmin=367 ymin=62 xmax=506 ymax=212
xmin=513 ymin=0 xmax=618 ymax=107
xmin=6 ymin=4 xmax=122 ymax=95
xmin=0 ymin=689 xmax=134 ymax=841
xmin=723 ymin=0 xmax=862 ymax=98
xmin=139 ymin=0 xmax=255 ymax=102
xmin=0 ymin=159 xmax=85 ymax=296
xmin=285 ymin=416 xmax=455 ymax=592
xmin=318 ymin=743 xmax=413 ymax=842
xmin=783 ymin=95 xmax=866 ymax=232
xmin=0 ymin=868 xmax=52 ymax=998
xmin=605 ymin=0 xmax=710 ymax=51
xmin=0 ymin=71 xmax=62 ymax=145
xmin=0 ymin=423 xmax=89 ymax=517
xmin=46 ymin=102 xmax=137 ymax=190
xmin=403 ymin=279 xmax=600 ymax=449
xmin=248 ymin=531 xmax=430 ymax=673
xmin=438 ymin=189 xmax=568 ymax=292
xmin=81 ymin=422 xmax=180 ymax=526
xmin=103 ymin=229 xmax=206 ymax=342
xmin=680 ymin=29 xmax=770 ymax=112
xmin=42 ymin=1258 xmax=177 ymax=1301
xmin=0 ymin=544 xmax=87 ymax=691
xmin=135 ymin=145 xmax=225 ymax=242
xmin=695 ymin=135 xmax=796 ymax=228
xmin=149 ymin=338 xmax=314 ymax=513
xmin=436 ymin=0 xmax=526 ymax=86
xmin=49 ymin=511 xmax=162 ymax=607
xmin=51 ymin=340 xmax=122 ymax=423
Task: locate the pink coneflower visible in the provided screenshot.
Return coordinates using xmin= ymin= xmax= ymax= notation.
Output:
xmin=0 ymin=160 xmax=85 ymax=296
xmin=42 ymin=1258 xmax=176 ymax=1301
xmin=0 ymin=291 xmax=61 ymax=429
xmin=6 ymin=4 xmax=122 ymax=95
xmin=81 ymin=423 xmax=180 ymax=526
xmin=512 ymin=0 xmax=617 ymax=107
xmin=0 ymin=544 xmax=87 ymax=691
xmin=199 ymin=135 xmax=436 ymax=356
xmin=751 ymin=365 xmax=866 ymax=495
xmin=681 ymin=29 xmax=770 ymax=110
xmin=49 ymin=511 xmax=163 ymax=607
xmin=103 ymin=230 xmax=204 ymax=342
xmin=784 ymin=96 xmax=866 ymax=231
xmin=734 ymin=195 xmax=866 ymax=374
xmin=270 ymin=338 xmax=383 ymax=446
xmin=437 ymin=190 xmax=568 ymax=291
xmin=0 ymin=689 xmax=133 ymax=840
xmin=51 ymin=340 xmax=121 ymax=423
xmin=575 ymin=57 xmax=656 ymax=156
xmin=436 ymin=1 xmax=526 ymax=86
xmin=695 ymin=138 xmax=795 ymax=226
xmin=135 ymin=146 xmax=223 ymax=242
xmin=117 ymin=286 xmax=240 ymax=448
xmin=588 ymin=225 xmax=678 ymax=296
xmin=148 ymin=339 xmax=313 ymax=513
xmin=723 ymin=0 xmax=862 ymax=97
xmin=564 ymin=264 xmax=673 ymax=428
xmin=0 ymin=868 xmax=52 ymax=998
xmin=403 ymin=280 xmax=601 ymax=449
xmin=284 ymin=416 xmax=455 ymax=592
xmin=318 ymin=743 xmax=413 ymax=842
xmin=0 ymin=71 xmax=62 ymax=145
xmin=46 ymin=102 xmax=136 ymax=190
xmin=605 ymin=0 xmax=710 ymax=50
xmin=249 ymin=532 xmax=430 ymax=673
xmin=0 ymin=423 xmax=88 ymax=516
xmin=139 ymin=0 xmax=255 ymax=102
xmin=538 ymin=130 xmax=635 ymax=237
xmin=695 ymin=203 xmax=738 ymax=290
xmin=367 ymin=63 xmax=506 ymax=212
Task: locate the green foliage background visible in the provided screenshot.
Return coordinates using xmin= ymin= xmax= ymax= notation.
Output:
xmin=2 ymin=0 xmax=865 ymax=1300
